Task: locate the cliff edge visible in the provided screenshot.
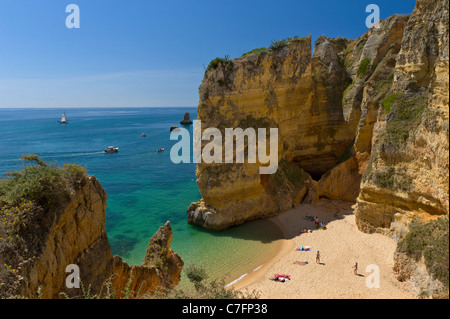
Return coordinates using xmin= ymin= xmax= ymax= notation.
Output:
xmin=0 ymin=166 xmax=183 ymax=299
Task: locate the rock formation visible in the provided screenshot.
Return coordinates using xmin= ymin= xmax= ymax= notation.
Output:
xmin=188 ymin=14 xmax=414 ymax=231
xmin=189 ymin=0 xmax=448 ymax=232
xmin=112 ymin=221 xmax=183 ymax=298
xmin=1 ymin=176 xmax=183 ymax=299
xmin=355 ymin=0 xmax=449 ymax=237
xmin=180 ymin=112 xmax=193 ymax=125
xmin=188 ymin=0 xmax=448 ymax=296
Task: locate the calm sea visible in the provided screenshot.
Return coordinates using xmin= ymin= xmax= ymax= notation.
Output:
xmin=0 ymin=107 xmax=283 ymax=288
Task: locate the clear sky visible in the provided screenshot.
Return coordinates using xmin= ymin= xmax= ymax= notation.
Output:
xmin=0 ymin=0 xmax=416 ymax=108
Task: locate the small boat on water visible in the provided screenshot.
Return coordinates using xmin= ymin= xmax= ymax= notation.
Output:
xmin=105 ymin=146 xmax=119 ymax=153
xmin=157 ymin=148 xmax=165 ymax=152
xmin=57 ymin=112 xmax=69 ymax=124
xmin=141 ymin=133 xmax=147 ymax=137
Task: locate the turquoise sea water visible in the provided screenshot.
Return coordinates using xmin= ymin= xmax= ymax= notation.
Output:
xmin=0 ymin=108 xmax=283 ymax=288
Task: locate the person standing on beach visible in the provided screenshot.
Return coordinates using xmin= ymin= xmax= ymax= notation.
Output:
xmin=353 ymin=262 xmax=358 ymax=275
xmin=316 ymin=251 xmax=321 ymax=264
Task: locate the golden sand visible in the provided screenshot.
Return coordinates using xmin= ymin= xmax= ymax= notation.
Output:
xmin=231 ymin=200 xmax=413 ymax=299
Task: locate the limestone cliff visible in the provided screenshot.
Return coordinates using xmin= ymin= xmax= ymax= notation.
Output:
xmin=355 ymin=0 xmax=449 ymax=236
xmin=1 ymin=176 xmax=183 ymax=299
xmin=188 ymin=14 xmax=414 ymax=231
xmin=189 ymin=0 xmax=448 ymax=297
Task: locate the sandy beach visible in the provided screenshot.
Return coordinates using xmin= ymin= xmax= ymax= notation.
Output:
xmin=231 ymin=199 xmax=413 ymax=299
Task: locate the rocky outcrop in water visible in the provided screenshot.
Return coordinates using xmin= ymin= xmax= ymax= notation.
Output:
xmin=112 ymin=221 xmax=183 ymax=298
xmin=180 ymin=112 xmax=193 ymax=125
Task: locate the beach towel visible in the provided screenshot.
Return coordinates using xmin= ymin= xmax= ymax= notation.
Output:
xmin=297 ymin=246 xmax=312 ymax=251
xmin=293 ymin=261 xmax=309 ymax=266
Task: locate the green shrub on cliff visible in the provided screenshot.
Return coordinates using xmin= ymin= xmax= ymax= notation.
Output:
xmin=384 ymin=93 xmax=427 ymax=149
xmin=269 ymin=39 xmax=288 ymax=51
xmin=0 ymin=155 xmax=87 ymax=211
xmin=357 ymin=58 xmax=371 ymax=77
xmin=397 ymin=215 xmax=449 ymax=296
xmin=381 ymin=92 xmax=403 ymax=113
xmin=240 ymin=47 xmax=268 ymax=59
xmin=373 ymin=166 xmax=413 ymax=192
xmin=206 ymin=55 xmax=234 ymax=74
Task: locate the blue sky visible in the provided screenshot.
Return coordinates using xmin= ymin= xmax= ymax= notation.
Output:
xmin=0 ymin=0 xmax=416 ymax=108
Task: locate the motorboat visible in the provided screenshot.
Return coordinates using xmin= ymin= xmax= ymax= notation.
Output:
xmin=141 ymin=133 xmax=147 ymax=137
xmin=105 ymin=146 xmax=119 ymax=153
xmin=157 ymin=148 xmax=165 ymax=152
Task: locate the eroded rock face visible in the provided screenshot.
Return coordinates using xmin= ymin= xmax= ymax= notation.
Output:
xmin=355 ymin=0 xmax=449 ymax=236
xmin=112 ymin=221 xmax=184 ymax=298
xmin=7 ymin=177 xmax=183 ymax=299
xmin=15 ymin=176 xmax=113 ymax=299
xmin=188 ymin=14 xmax=418 ymax=231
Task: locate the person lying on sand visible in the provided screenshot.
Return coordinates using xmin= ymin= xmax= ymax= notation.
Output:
xmin=271 ymin=274 xmax=291 ymax=282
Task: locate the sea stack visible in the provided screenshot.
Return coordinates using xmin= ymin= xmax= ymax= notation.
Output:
xmin=180 ymin=112 xmax=193 ymax=125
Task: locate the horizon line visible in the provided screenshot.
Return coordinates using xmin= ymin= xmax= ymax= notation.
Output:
xmin=0 ymin=106 xmax=198 ymax=109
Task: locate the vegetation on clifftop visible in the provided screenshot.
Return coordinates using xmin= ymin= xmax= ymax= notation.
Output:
xmin=205 ymin=55 xmax=234 ymax=74
xmin=0 ymin=155 xmax=87 ymax=297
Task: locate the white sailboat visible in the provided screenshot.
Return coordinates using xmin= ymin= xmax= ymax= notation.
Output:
xmin=58 ymin=112 xmax=69 ymax=124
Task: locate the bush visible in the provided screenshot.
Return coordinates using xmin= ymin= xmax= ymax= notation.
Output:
xmin=384 ymin=93 xmax=427 ymax=148
xmin=0 ymin=155 xmax=87 ymax=211
xmin=357 ymin=58 xmax=371 ymax=77
xmin=206 ymin=56 xmax=234 ymax=74
xmin=165 ymin=265 xmax=260 ymax=299
xmin=269 ymin=39 xmax=288 ymax=51
xmin=240 ymin=47 xmax=268 ymax=59
xmin=63 ymin=164 xmax=87 ymax=186
xmin=381 ymin=92 xmax=403 ymax=113
xmin=397 ymin=215 xmax=449 ymax=291
xmin=185 ymin=264 xmax=208 ymax=291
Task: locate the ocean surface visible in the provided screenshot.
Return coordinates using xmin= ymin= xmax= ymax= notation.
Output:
xmin=0 ymin=108 xmax=284 ymax=288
